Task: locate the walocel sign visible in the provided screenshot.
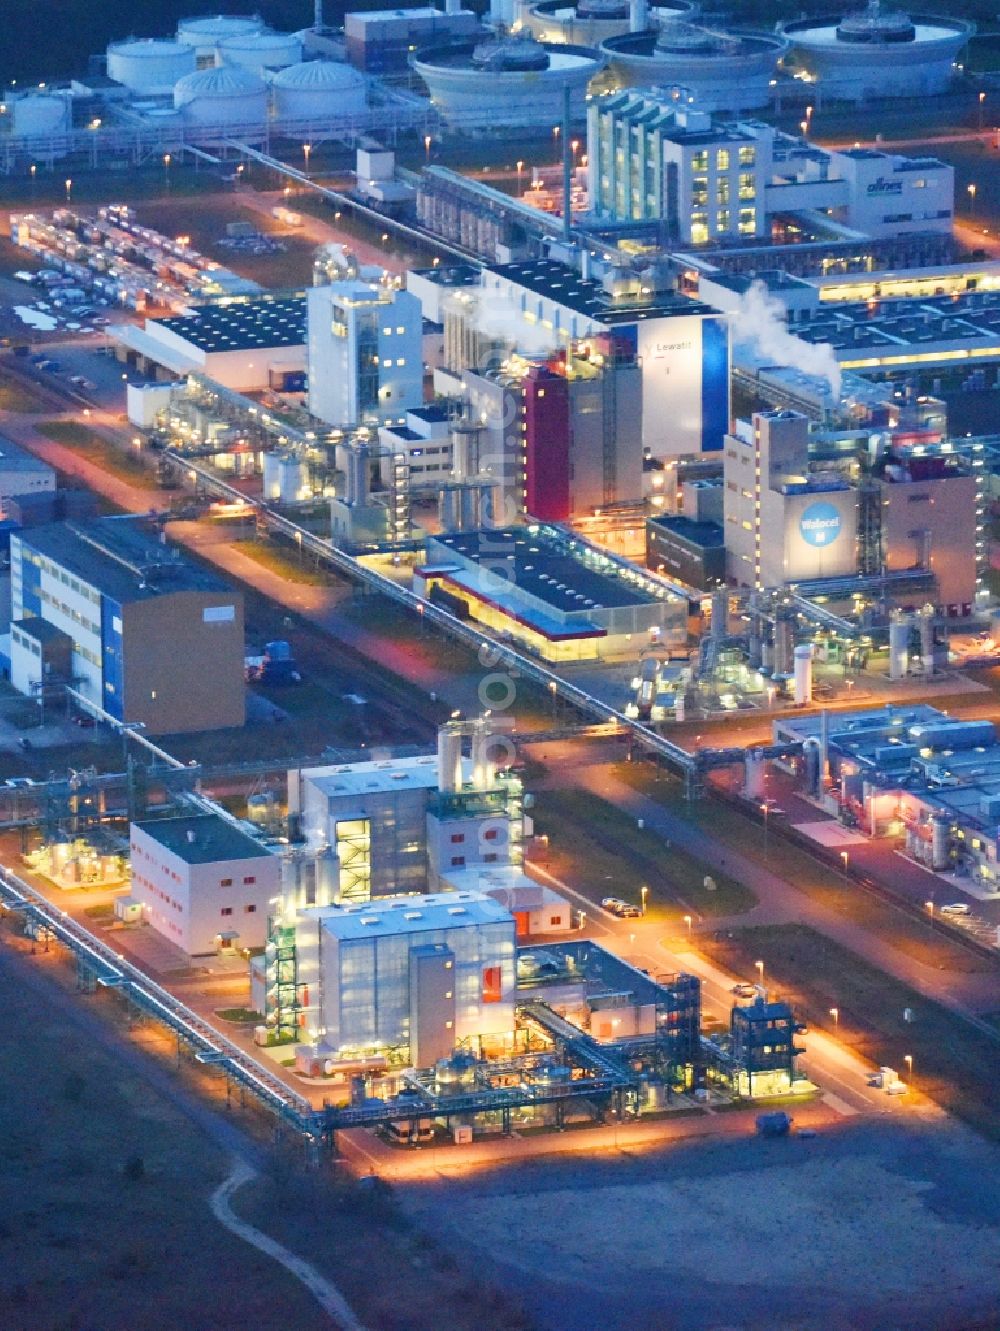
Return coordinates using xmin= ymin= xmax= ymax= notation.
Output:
xmin=799 ymin=500 xmax=842 ymax=547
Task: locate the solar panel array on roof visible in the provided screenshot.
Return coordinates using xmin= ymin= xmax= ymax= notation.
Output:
xmin=154 ymin=295 xmax=306 ymax=353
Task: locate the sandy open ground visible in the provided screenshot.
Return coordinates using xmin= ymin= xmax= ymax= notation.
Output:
xmin=404 ymin=1118 xmax=1000 ymax=1331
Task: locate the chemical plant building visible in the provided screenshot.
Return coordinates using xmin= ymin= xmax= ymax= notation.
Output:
xmin=723 ymin=410 xmax=980 ymax=613
xmin=129 ymin=814 xmax=280 ymax=955
xmin=307 ymin=281 xmax=424 ymax=429
xmin=113 ymin=295 xmax=307 ymax=392
xmin=288 ymin=719 xmax=526 ymax=903
xmin=416 ymin=525 xmax=687 ymax=660
xmin=271 ymin=891 xmax=518 ymax=1065
xmin=9 ymin=518 xmax=245 ymax=733
xmin=588 ymin=92 xmax=952 ymax=245
xmin=771 ymin=705 xmax=1000 ymax=890
xmin=467 ymin=258 xmax=730 ymax=462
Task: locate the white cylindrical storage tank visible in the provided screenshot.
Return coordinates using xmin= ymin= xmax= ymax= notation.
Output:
xmin=174 ymin=64 xmax=268 ymax=128
xmin=276 ymin=456 xmax=309 ymax=503
xmin=889 ymin=615 xmax=909 ymax=680
xmin=218 ymin=30 xmax=303 ymax=73
xmin=107 ymin=38 xmax=196 ymax=93
xmin=177 ymin=14 xmax=265 ymax=65
xmin=793 ymin=643 xmax=813 ymax=705
xmin=262 ymin=451 xmax=283 ymax=501
xmin=12 ymin=93 xmax=71 ymax=136
xmin=438 ymin=726 xmax=463 ymax=793
xmin=271 ymin=60 xmax=367 ymax=122
xmin=344 ymin=444 xmax=370 ymax=506
xmin=744 ymin=748 xmax=766 ymax=799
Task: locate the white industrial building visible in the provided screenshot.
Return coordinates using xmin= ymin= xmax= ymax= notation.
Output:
xmin=378 ymin=405 xmax=453 ymax=487
xmin=129 ymin=814 xmax=280 ymax=955
xmin=112 ymin=295 xmax=306 ymax=391
xmin=307 ymin=280 xmax=423 ymax=429
xmin=588 ymin=92 xmax=953 ymax=243
xmin=0 ymin=437 xmax=56 ymax=517
xmin=724 ymin=410 xmax=859 ymax=589
xmin=276 ymin=891 xmax=517 ymax=1067
xmin=288 ymin=719 xmax=527 ymax=904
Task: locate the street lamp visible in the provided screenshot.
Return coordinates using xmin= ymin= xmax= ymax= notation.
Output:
xmin=578 ymin=909 xmax=587 ymax=931
xmin=968 ymin=182 xmax=977 ymax=216
xmin=980 ymin=90 xmax=987 ymax=130
xmin=840 ymin=850 xmax=849 ymax=872
xmin=683 ymin=913 xmax=692 ymax=936
xmin=755 ymin=958 xmax=765 ymax=985
xmin=641 ymin=884 xmax=648 ymax=914
xmin=302 ymin=143 xmax=311 ymax=174
xmin=904 ymin=1053 xmax=913 ymax=1083
xmin=761 ymin=801 xmax=770 ymax=857
xmin=516 ymin=158 xmax=524 ymax=196
xmin=549 ymin=679 xmax=557 ymax=716
xmin=163 ymin=152 xmax=171 ymax=193
xmin=829 ymin=1006 xmax=839 ymax=1028
xmin=424 ymin=134 xmax=432 ymax=160
xmin=64 ymin=177 xmax=72 ymax=203
xmin=800 ymin=119 xmax=808 ymax=137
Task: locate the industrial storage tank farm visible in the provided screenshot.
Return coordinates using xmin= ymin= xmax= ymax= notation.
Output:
xmin=173 ymin=64 xmax=269 ymax=132
xmin=779 ymin=0 xmax=973 ymax=101
xmin=412 ymin=31 xmax=607 ymax=130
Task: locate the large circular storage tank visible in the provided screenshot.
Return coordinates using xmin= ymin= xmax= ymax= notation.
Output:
xmin=779 ymin=2 xmax=972 ymax=101
xmin=526 ymin=0 xmax=694 ymax=45
xmin=271 ymin=61 xmax=367 ymax=122
xmin=12 ymin=93 xmax=71 ymax=136
xmin=413 ymin=33 xmax=606 ymax=130
xmin=217 ymin=30 xmax=303 ymax=73
xmin=107 ymin=38 xmax=197 ymax=94
xmin=177 ymin=13 xmax=265 ymax=65
xmin=174 ymin=64 xmax=268 ymax=128
xmin=601 ymin=21 xmax=786 ymax=110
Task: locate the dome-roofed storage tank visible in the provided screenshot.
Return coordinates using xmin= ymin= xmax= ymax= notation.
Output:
xmin=601 ymin=20 xmax=787 ymax=110
xmin=271 ymin=60 xmax=367 ymax=122
xmin=177 ymin=13 xmax=265 ymax=66
xmin=12 ymin=93 xmax=71 ymax=137
xmin=779 ymin=0 xmax=972 ymax=101
xmin=107 ymin=38 xmax=197 ymax=93
xmin=217 ymin=30 xmax=303 ymax=73
xmin=413 ymin=32 xmax=606 ymax=130
xmin=174 ymin=64 xmax=268 ymax=130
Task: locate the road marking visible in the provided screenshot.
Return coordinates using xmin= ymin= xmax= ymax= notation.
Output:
xmin=822 ymin=1092 xmax=858 ymax=1117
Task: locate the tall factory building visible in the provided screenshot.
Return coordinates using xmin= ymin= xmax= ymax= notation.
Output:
xmin=10 ymin=518 xmax=245 ymax=733
xmin=307 ymin=281 xmax=424 ymax=429
xmin=588 ymin=93 xmax=770 ymax=243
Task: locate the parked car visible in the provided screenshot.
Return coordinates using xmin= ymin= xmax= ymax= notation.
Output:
xmin=731 ymin=982 xmax=757 ymax=998
xmin=4 ymin=777 xmax=38 ymax=788
xmin=601 ymin=897 xmax=642 ymax=918
xmin=940 ymin=902 xmax=970 ymax=916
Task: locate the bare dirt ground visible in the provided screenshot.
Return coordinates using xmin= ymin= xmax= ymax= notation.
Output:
xmin=403 ymin=1118 xmax=1000 ymax=1331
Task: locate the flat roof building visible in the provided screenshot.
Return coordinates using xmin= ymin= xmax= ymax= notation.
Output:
xmin=11 ymin=518 xmax=245 ymax=732
xmin=0 ymin=437 xmax=56 ymax=518
xmin=417 ymin=524 xmax=687 ymax=660
xmin=130 ymin=814 xmax=279 ymax=955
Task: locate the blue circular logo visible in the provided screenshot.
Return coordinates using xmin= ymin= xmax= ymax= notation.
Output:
xmin=800 ymin=501 xmax=842 ymax=548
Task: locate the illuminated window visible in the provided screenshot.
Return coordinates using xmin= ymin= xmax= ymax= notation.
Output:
xmin=739 ymin=173 xmax=756 ymax=200
xmin=716 ymin=209 xmax=731 ymax=233
xmin=692 ymin=150 xmax=708 ymax=172
xmin=717 ymin=178 xmax=730 ymax=205
xmin=738 ymin=208 xmax=757 ymax=234
xmin=739 ymin=145 xmax=755 ymax=167
xmin=716 ymin=148 xmax=730 ymax=171
xmin=482 ymin=966 xmax=503 ymax=1003
xmin=690 ymin=213 xmax=709 ymax=245
xmin=691 ymin=176 xmax=708 ymax=206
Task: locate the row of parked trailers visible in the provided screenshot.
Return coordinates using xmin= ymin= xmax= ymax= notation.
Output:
xmin=9 ymin=203 xmax=251 ymax=313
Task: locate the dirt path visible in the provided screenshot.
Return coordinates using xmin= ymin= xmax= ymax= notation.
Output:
xmin=210 ymin=1158 xmax=368 ymax=1331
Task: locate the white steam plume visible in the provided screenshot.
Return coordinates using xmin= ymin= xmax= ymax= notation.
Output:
xmin=731 ymin=279 xmax=841 ymax=400
xmin=474 ymin=289 xmax=561 ymax=356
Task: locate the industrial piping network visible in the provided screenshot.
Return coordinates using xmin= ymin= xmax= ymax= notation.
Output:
xmin=167 ymin=452 xmax=701 ymax=784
